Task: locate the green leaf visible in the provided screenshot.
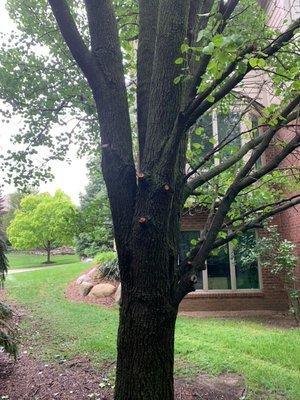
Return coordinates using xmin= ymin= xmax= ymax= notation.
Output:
xmin=212 ymin=34 xmax=224 ymax=48
xmin=195 ymin=127 xmax=204 ymax=136
xmin=175 ymin=57 xmax=184 ymax=65
xmin=192 ymin=143 xmax=204 ymax=150
xmin=181 ymin=43 xmax=189 ymax=53
xmin=202 ymin=42 xmax=215 ymax=55
xmin=207 ymin=94 xmax=215 ymax=103
xmin=292 ymin=80 xmax=300 ymax=91
xmin=249 ymin=57 xmax=259 ymax=68
xmin=173 ymin=75 xmax=183 ymax=85
xmin=209 ymin=137 xmax=217 ymax=145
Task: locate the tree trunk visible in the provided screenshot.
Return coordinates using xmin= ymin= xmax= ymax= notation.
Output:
xmin=46 ymin=242 xmax=51 ymax=264
xmin=115 ymin=288 xmax=177 ymax=400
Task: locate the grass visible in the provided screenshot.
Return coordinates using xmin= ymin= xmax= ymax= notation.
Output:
xmin=4 ymin=255 xmax=300 ymax=399
xmin=7 ymin=252 xmax=80 ymax=269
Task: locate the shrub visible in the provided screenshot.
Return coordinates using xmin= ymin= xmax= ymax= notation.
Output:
xmin=0 ymin=302 xmax=18 ymax=359
xmin=239 ymin=225 xmax=299 ymax=322
xmin=75 ymin=233 xmax=111 ymax=257
xmin=94 ymin=251 xmax=117 ymax=265
xmin=93 ymin=251 xmax=120 ymax=281
xmin=100 ymin=259 xmax=120 ymax=281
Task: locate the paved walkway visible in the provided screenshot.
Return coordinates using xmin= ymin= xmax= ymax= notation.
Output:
xmin=8 ymin=264 xmax=70 ymax=274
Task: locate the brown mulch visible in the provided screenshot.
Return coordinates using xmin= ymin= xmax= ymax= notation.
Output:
xmin=0 ymin=350 xmax=246 ymax=400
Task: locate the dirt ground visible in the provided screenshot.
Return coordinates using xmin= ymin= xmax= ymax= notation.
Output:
xmin=0 ymin=349 xmax=246 ymax=400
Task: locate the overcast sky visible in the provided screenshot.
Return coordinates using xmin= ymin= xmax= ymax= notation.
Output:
xmin=0 ymin=2 xmax=88 ymax=204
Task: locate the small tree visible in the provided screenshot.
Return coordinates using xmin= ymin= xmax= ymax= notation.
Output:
xmin=76 ymin=158 xmax=113 ymax=257
xmin=2 ymin=189 xmax=37 ymax=235
xmin=0 ymin=192 xmax=8 ymax=285
xmin=239 ymin=225 xmax=300 ymax=322
xmin=7 ymin=190 xmax=77 ymax=263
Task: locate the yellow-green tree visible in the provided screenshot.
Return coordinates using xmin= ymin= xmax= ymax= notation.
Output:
xmin=8 ymin=190 xmax=77 ymax=263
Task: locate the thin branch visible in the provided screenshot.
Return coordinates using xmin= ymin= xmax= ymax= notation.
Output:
xmin=213 ymin=195 xmax=300 ymax=249
xmin=137 ymin=0 xmax=159 ymax=161
xmin=186 ymin=105 xmax=300 ymax=194
xmin=184 ymin=17 xmax=300 ymax=129
xmin=48 ymin=0 xmax=99 ymax=87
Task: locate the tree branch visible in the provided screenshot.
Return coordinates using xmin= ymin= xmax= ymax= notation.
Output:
xmin=174 ymin=193 xmax=300 ymax=305
xmin=186 ymin=104 xmax=300 ymax=195
xmin=48 ymin=0 xmax=99 ymax=87
xmin=137 ymin=0 xmax=159 ymax=161
xmin=213 ymin=195 xmax=300 ymax=249
xmin=142 ymin=0 xmax=190 ymax=172
xmin=184 ymin=17 xmax=300 ymax=128
xmin=188 ymin=0 xmax=239 ymax=100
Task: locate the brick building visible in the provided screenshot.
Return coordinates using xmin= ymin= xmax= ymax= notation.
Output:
xmin=180 ymin=1 xmax=299 ymax=312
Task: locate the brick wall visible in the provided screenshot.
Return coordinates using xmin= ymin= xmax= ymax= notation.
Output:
xmin=179 ymin=210 xmax=289 ymax=312
xmin=267 ymin=126 xmax=300 ymax=289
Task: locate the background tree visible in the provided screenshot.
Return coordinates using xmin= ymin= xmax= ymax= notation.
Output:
xmin=8 ymin=190 xmax=77 ymax=263
xmin=0 ymin=1 xmax=300 ymax=399
xmin=76 ymin=158 xmax=113 ymax=257
xmin=0 ymin=192 xmax=8 ymax=285
xmin=2 ymin=189 xmax=37 ymax=236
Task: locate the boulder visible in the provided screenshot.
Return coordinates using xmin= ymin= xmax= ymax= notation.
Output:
xmin=88 ymin=283 xmax=116 ymax=298
xmin=87 ymin=266 xmax=103 ymax=282
xmin=79 ymin=282 xmax=94 ymax=297
xmin=114 ymin=284 xmax=122 ymax=305
xmin=76 ymin=274 xmax=92 ymax=285
xmin=87 ymin=267 xmax=97 ymax=277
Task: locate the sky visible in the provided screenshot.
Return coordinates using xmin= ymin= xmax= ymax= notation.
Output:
xmin=0 ymin=2 xmax=88 ymax=204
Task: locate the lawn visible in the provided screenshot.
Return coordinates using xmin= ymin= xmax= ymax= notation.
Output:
xmin=7 ymin=252 xmax=80 ymax=269
xmin=4 ymin=255 xmax=300 ymax=400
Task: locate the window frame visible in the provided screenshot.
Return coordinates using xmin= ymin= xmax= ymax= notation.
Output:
xmin=180 ymin=229 xmax=263 ymax=293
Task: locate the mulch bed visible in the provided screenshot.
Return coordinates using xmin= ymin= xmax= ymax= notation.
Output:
xmin=0 ymin=350 xmax=246 ymax=400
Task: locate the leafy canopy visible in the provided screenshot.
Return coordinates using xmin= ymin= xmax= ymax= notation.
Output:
xmin=8 ymin=190 xmax=77 ymax=250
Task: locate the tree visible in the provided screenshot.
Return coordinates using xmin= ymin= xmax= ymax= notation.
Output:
xmin=8 ymin=190 xmax=77 ymax=263
xmin=76 ymin=158 xmax=113 ymax=257
xmin=2 ymin=189 xmax=37 ymax=235
xmin=0 ymin=192 xmax=8 ymax=285
xmin=1 ymin=1 xmax=300 ymax=398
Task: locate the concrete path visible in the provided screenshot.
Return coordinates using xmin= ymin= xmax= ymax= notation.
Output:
xmin=8 ymin=264 xmax=70 ymax=274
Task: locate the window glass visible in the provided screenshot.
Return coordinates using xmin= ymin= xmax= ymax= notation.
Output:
xmin=234 ymin=231 xmax=259 ymax=289
xmin=179 ymin=231 xmax=203 ymax=290
xmin=191 ymin=114 xmax=214 ymax=157
xmin=218 ymin=113 xmax=241 ymax=158
xmin=207 ymin=245 xmax=231 ymax=290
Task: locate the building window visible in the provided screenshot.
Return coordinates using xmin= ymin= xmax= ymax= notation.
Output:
xmin=179 ymin=230 xmax=261 ymax=291
xmin=189 ymin=111 xmax=265 ymax=167
xmin=207 ymin=245 xmax=232 ymax=290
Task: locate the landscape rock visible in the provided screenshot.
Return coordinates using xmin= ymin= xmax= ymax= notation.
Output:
xmin=87 ymin=267 xmax=97 ymax=277
xmin=79 ymin=282 xmax=94 ymax=297
xmin=88 ymin=283 xmax=116 ymax=299
xmin=76 ymin=274 xmax=92 ymax=285
xmin=114 ymin=284 xmax=122 ymax=305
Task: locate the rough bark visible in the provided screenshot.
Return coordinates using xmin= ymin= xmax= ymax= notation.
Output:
xmin=115 ymin=286 xmax=177 ymax=400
